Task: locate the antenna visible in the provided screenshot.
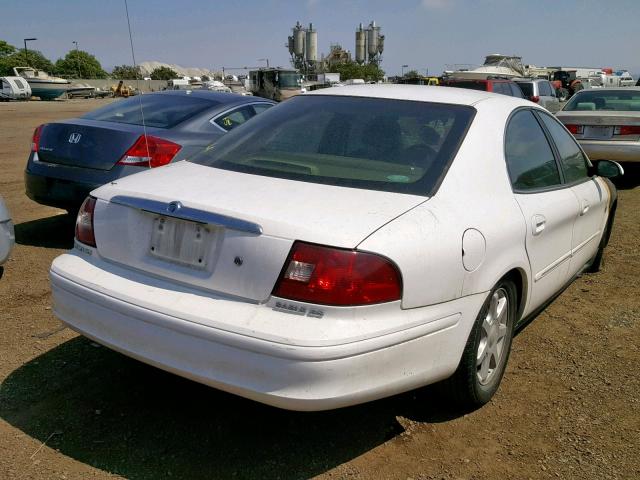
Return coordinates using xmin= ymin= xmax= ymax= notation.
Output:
xmin=123 ymin=0 xmax=151 ymax=166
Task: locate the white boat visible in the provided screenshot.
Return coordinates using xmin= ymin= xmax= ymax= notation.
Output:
xmin=448 ymin=54 xmax=526 ymax=80
xmin=13 ymin=67 xmax=70 ymax=100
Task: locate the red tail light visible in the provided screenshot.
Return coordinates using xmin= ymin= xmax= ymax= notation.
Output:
xmin=272 ymin=241 xmax=402 ymax=306
xmin=529 ymin=96 xmax=540 ymax=103
xmin=31 ymin=124 xmax=44 ymax=152
xmin=117 ymin=135 xmax=181 ymax=168
xmin=614 ymin=125 xmax=640 ymax=135
xmin=565 ymin=124 xmax=583 ymax=135
xmin=75 ymin=196 xmax=97 ymax=247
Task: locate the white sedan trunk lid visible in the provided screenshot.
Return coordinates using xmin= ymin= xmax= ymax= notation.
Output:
xmin=90 ymin=161 xmax=426 ymax=302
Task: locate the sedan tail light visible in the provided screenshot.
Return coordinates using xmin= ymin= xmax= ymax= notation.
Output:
xmin=613 ymin=125 xmax=640 ymax=136
xmin=117 ymin=135 xmax=181 ymax=168
xmin=75 ymin=196 xmax=97 ymax=247
xmin=31 ymin=124 xmax=44 ymax=152
xmin=565 ymin=124 xmax=584 ymax=135
xmin=272 ymin=241 xmax=402 ymax=306
xmin=529 ymin=96 xmax=540 ymax=103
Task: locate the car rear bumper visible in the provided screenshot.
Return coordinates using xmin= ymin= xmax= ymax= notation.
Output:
xmin=50 ymin=251 xmax=486 ymax=411
xmin=25 ymin=168 xmax=101 ymax=210
xmin=579 ymin=140 xmax=640 ymax=162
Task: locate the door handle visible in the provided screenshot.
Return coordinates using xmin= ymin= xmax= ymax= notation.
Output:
xmin=532 ymin=215 xmax=546 ymax=236
xmin=581 ymin=200 xmax=590 ymax=216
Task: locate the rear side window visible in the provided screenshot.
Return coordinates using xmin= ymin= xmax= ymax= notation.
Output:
xmin=190 ymin=95 xmax=475 ymax=196
xmin=505 ymin=110 xmax=561 ymax=190
xmin=538 ymin=112 xmax=589 ymax=183
xmin=509 ymin=83 xmax=524 ymax=98
xmin=517 ymin=82 xmax=534 ymax=97
xmin=213 ymin=105 xmax=255 ymax=131
xmin=83 ymin=94 xmax=219 ymax=128
xmin=538 ymin=81 xmax=552 ymax=97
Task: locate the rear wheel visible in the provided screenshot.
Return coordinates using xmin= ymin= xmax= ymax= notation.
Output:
xmin=439 ymin=278 xmax=517 ymax=409
xmin=586 ymin=208 xmax=615 ymax=273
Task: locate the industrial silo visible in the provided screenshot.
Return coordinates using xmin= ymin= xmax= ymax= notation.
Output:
xmin=293 ymin=23 xmax=305 ymax=57
xmin=287 ymin=36 xmax=294 ymax=56
xmin=367 ymin=21 xmax=379 ymax=57
xmin=355 ymin=23 xmax=366 ymax=64
xmin=306 ymin=23 xmax=317 ymax=63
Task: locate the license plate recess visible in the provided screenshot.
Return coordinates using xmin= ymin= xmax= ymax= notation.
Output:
xmin=150 ymin=216 xmax=217 ymax=269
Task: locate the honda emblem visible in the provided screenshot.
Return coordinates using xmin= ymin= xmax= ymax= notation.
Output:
xmin=68 ymin=133 xmax=82 ymax=144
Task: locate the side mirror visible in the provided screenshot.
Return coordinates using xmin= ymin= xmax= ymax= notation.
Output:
xmin=588 ymin=159 xmax=624 ymax=178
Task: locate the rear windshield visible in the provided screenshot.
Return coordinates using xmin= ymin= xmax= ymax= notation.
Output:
xmin=189 ymin=95 xmax=475 ymax=196
xmin=516 ymin=82 xmax=534 ymax=96
xmin=563 ymin=90 xmax=640 ymax=112
xmin=83 ymin=94 xmax=219 ymax=128
xmin=444 ymin=81 xmax=487 ymax=91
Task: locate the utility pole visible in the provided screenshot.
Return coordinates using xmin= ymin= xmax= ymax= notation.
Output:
xmin=72 ymin=40 xmax=81 ymax=78
xmin=23 ymin=38 xmax=37 ymax=68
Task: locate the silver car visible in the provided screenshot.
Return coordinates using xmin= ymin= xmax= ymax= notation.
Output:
xmin=0 ymin=196 xmax=15 ymax=278
xmin=555 ymin=87 xmax=640 ymax=162
xmin=514 ymin=78 xmax=561 ymax=112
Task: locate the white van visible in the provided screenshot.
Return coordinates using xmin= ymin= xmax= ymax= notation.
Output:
xmin=0 ymin=76 xmax=32 ymax=100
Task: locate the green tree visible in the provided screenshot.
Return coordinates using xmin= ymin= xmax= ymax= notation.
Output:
xmin=332 ymin=61 xmax=384 ymax=82
xmin=0 ymin=48 xmax=55 ymax=76
xmin=0 ymin=40 xmax=16 ymax=57
xmin=54 ymin=50 xmax=107 ymax=79
xmin=111 ymin=64 xmax=142 ymax=80
xmin=404 ymin=69 xmax=420 ymax=79
xmin=150 ymin=66 xmax=178 ymax=80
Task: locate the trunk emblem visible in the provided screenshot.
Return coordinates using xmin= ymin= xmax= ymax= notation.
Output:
xmin=167 ymin=201 xmax=182 ymax=213
xmin=68 ymin=133 xmax=82 ymax=144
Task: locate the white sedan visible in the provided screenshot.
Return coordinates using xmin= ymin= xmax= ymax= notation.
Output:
xmin=0 ymin=196 xmax=15 ymax=278
xmin=50 ymin=85 xmax=622 ymax=411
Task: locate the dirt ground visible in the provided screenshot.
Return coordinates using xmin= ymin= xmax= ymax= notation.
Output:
xmin=0 ymin=99 xmax=638 ymax=480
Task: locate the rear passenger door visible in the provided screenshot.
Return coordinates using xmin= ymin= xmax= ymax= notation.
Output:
xmin=505 ymin=109 xmax=580 ymax=314
xmin=537 ymin=112 xmax=608 ymax=275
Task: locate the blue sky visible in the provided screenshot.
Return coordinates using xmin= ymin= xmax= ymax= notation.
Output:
xmin=2 ymin=0 xmax=638 ymax=76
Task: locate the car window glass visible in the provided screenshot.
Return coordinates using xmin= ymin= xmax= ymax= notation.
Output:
xmin=538 ymin=113 xmax=589 ymax=183
xmin=190 ymin=96 xmax=475 ymax=196
xmin=510 ymin=83 xmax=523 ymax=98
xmin=517 ymin=83 xmax=533 ymax=97
xmin=493 ymin=83 xmax=507 ymax=95
xmin=251 ymin=103 xmax=273 ymax=115
xmin=83 ymin=94 xmax=218 ymax=128
xmin=539 ymin=81 xmax=551 ymax=96
xmin=213 ymin=105 xmax=255 ymax=131
xmin=505 ymin=110 xmax=561 ymax=190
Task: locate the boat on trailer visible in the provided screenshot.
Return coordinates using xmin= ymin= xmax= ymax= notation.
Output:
xmin=13 ymin=67 xmax=70 ymax=100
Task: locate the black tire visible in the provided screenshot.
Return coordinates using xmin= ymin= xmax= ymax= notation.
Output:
xmin=586 ymin=208 xmax=615 ymax=273
xmin=439 ymin=278 xmax=517 ymax=409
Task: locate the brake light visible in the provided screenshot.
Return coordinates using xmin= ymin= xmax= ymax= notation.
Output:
xmin=614 ymin=125 xmax=640 ymax=135
xmin=117 ymin=135 xmax=181 ymax=168
xmin=272 ymin=241 xmax=402 ymax=306
xmin=565 ymin=124 xmax=584 ymax=135
xmin=75 ymin=196 xmax=97 ymax=247
xmin=31 ymin=124 xmax=44 ymax=152
xmin=529 ymin=96 xmax=540 ymax=103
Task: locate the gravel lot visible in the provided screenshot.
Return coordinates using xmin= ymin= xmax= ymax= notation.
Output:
xmin=0 ymin=99 xmax=638 ymax=480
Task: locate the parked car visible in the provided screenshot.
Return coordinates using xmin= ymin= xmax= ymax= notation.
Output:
xmin=514 ymin=78 xmax=561 ymax=112
xmin=441 ymin=78 xmax=524 ymax=98
xmin=25 ymin=90 xmax=275 ymax=211
xmin=555 ymin=87 xmax=640 ymax=163
xmin=50 ymin=85 xmax=622 ymax=411
xmin=0 ymin=196 xmax=15 ymax=279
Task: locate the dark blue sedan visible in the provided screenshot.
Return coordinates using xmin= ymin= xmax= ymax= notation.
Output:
xmin=25 ymin=90 xmax=275 ymax=211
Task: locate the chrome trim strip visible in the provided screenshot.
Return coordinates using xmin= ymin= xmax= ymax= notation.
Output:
xmin=571 ymin=230 xmax=601 ymax=256
xmin=534 ymin=251 xmax=572 ymax=282
xmin=110 ymin=195 xmax=263 ymax=235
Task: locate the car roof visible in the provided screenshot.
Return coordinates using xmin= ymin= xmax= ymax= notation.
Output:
xmin=573 ymin=87 xmax=640 ymax=92
xmin=306 ymin=84 xmax=526 ymax=106
xmin=148 ymin=89 xmax=269 ymax=104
